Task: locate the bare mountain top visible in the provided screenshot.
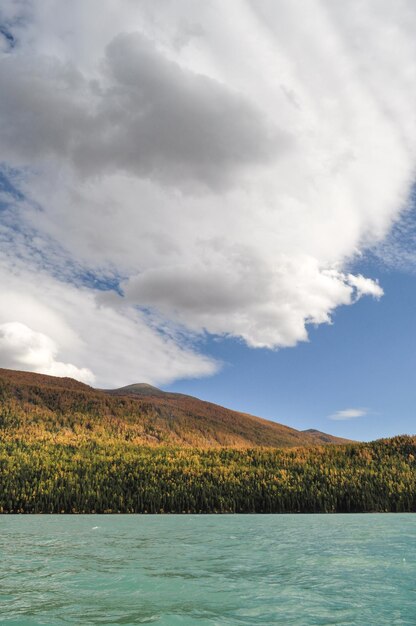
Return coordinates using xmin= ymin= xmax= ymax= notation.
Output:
xmin=108 ymin=383 xmax=170 ymax=398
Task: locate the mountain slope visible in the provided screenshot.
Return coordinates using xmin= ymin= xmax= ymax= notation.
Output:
xmin=0 ymin=368 xmax=352 ymax=448
xmin=107 ymin=383 xmax=352 ymax=446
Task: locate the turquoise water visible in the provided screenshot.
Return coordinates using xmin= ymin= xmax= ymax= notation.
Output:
xmin=0 ymin=515 xmax=415 ymax=625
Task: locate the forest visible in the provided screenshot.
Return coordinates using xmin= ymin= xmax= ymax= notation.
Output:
xmin=1 ymin=436 xmax=415 ymax=514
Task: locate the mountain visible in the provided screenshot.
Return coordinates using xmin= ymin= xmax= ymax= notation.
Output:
xmin=109 ymin=382 xmax=168 ymax=397
xmin=0 ymin=367 xmax=351 ymax=448
xmin=3 ymin=368 xmax=416 ymax=516
xmin=107 ymin=382 xmax=352 ymax=446
xmin=301 ymin=428 xmax=351 ymax=444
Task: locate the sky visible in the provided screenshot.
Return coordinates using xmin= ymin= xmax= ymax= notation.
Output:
xmin=0 ymin=1 xmax=416 ymax=441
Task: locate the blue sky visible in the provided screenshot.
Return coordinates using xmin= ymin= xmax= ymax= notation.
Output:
xmin=1 ymin=1 xmax=416 ymax=442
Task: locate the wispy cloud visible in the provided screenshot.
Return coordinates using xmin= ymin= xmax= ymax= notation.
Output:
xmin=329 ymin=408 xmax=368 ymax=421
xmin=370 ymin=187 xmax=416 ymax=272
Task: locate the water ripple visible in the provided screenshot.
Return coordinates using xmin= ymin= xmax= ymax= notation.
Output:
xmin=0 ymin=514 xmax=415 ymax=625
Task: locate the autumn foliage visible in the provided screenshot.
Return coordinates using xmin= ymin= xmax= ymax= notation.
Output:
xmin=0 ymin=368 xmax=415 ymax=514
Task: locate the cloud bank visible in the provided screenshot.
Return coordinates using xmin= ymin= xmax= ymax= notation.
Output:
xmin=0 ymin=0 xmax=415 ymax=385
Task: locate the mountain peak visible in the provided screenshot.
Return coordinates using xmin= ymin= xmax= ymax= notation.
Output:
xmin=108 ymin=382 xmax=166 ymax=397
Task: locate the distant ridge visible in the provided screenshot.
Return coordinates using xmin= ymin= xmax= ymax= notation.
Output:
xmin=302 ymin=428 xmax=352 ymax=445
xmin=0 ymin=368 xmax=353 ymax=448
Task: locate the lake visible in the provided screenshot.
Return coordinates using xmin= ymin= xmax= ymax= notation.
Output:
xmin=0 ymin=514 xmax=414 ymax=625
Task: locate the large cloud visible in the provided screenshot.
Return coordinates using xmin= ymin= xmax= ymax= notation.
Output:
xmin=0 ymin=0 xmax=415 ymax=385
xmin=0 ymin=32 xmax=286 ymax=189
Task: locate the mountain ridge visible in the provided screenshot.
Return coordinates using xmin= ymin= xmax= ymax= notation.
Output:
xmin=107 ymin=381 xmax=353 ymax=445
xmin=0 ymin=367 xmax=352 ymax=448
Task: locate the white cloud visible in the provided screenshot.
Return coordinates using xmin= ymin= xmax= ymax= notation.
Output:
xmin=122 ymin=259 xmax=374 ymax=348
xmin=0 ymin=322 xmax=95 ymax=384
xmin=329 ymin=408 xmax=368 ymax=421
xmin=0 ymin=0 xmax=415 ymax=385
xmin=346 ymin=274 xmax=384 ymax=300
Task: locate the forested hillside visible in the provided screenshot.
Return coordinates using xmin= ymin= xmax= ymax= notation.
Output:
xmin=1 ymin=368 xmax=415 ymax=514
